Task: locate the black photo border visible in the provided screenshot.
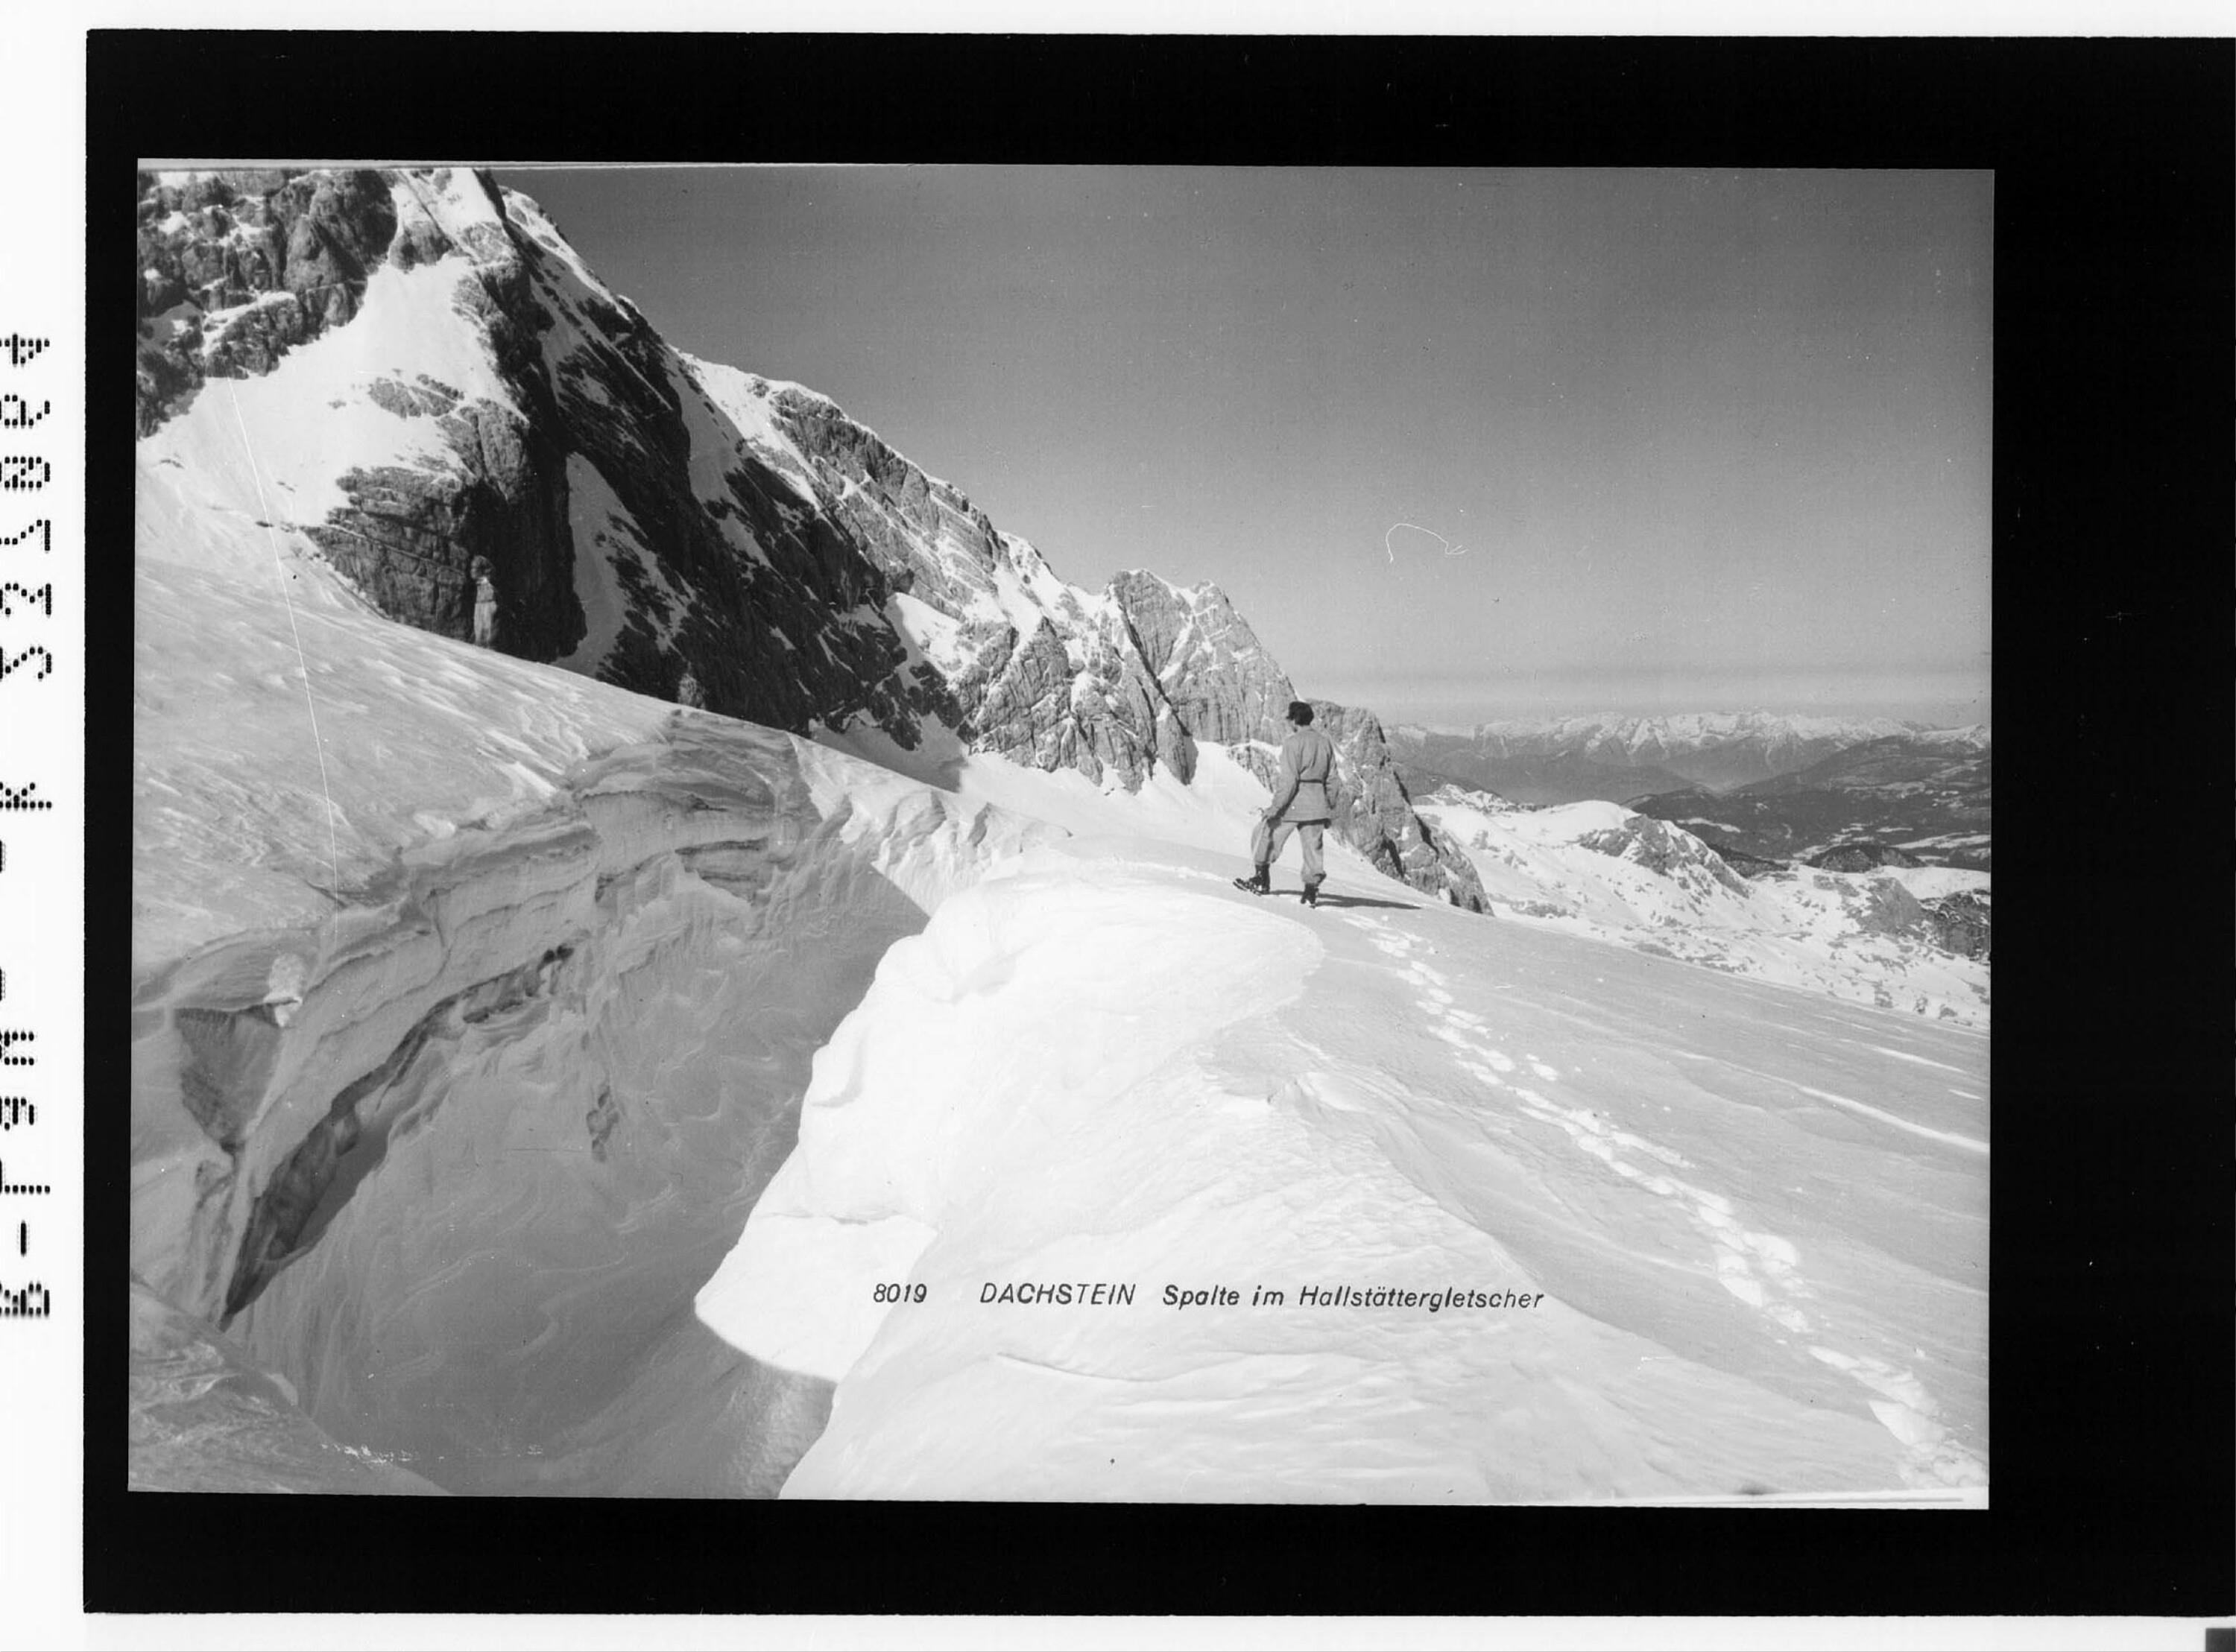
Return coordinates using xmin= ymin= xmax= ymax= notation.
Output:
xmin=90 ymin=29 xmax=2234 ymax=1620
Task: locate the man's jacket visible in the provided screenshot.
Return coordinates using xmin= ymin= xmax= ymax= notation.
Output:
xmin=1266 ymin=727 xmax=1337 ymax=823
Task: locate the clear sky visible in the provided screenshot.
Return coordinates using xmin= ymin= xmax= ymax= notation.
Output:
xmin=500 ymin=166 xmax=1992 ymax=728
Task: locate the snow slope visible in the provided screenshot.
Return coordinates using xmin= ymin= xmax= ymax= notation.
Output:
xmin=133 ymin=444 xmax=1989 ymax=1497
xmin=1413 ymin=790 xmax=1989 ymax=1027
xmin=133 ymin=444 xmax=1058 ymax=1493
xmin=699 ymin=827 xmax=1987 ymax=1501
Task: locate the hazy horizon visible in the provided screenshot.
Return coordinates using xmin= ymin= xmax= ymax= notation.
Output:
xmin=500 ymin=165 xmax=1992 ymax=730
xmin=1316 ymin=670 xmax=1993 ymax=731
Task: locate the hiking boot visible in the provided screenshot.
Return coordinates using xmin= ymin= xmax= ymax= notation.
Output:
xmin=1301 ymin=879 xmax=1322 ymax=908
xmin=1233 ymin=865 xmax=1271 ymax=896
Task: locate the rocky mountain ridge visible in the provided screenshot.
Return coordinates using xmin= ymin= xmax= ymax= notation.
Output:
xmin=136 ymin=165 xmax=1483 ymax=911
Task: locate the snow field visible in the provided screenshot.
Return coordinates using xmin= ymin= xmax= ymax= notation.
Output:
xmin=695 ymin=865 xmax=1324 ymax=1384
xmin=134 ymin=458 xmax=686 ymax=967
xmin=137 ymin=443 xmax=1989 ymax=1500
xmin=1261 ymin=896 xmax=1986 ymax=1494
xmin=701 ymin=819 xmax=1986 ymax=1499
xmin=1414 ymin=793 xmax=1989 ymax=1026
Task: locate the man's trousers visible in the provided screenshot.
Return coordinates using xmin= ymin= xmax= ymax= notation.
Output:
xmin=1251 ymin=816 xmax=1326 ymax=884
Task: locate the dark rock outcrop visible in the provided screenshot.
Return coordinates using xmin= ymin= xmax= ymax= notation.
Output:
xmin=1804 ymin=841 xmax=1924 ymax=873
xmin=1697 ymin=841 xmax=1789 ymax=879
xmin=1924 ymin=890 xmax=1992 ymax=959
xmin=1824 ymin=875 xmax=1932 ymax=941
xmin=136 ymin=168 xmax=399 ymax=434
xmin=1578 ymin=814 xmax=1756 ymax=896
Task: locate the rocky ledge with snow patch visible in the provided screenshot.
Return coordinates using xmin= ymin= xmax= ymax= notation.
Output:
xmin=1576 ymin=814 xmax=1756 ymax=897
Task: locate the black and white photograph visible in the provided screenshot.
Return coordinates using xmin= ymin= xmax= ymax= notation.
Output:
xmin=50 ymin=20 xmax=2235 ymax=1640
xmin=125 ymin=156 xmax=1994 ymax=1502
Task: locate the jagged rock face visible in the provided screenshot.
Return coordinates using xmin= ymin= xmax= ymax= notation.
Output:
xmin=1108 ymin=572 xmax=1292 ymax=747
xmin=973 ymin=620 xmax=1108 ymax=782
xmin=958 ymin=569 xmax=1292 ymax=791
xmin=1577 ymin=815 xmax=1756 ymax=898
xmin=773 ymin=394 xmax=1007 ymax=610
xmin=1924 ymin=890 xmax=1991 ymax=959
xmin=1077 ymin=610 xmax=1198 ymax=785
xmin=306 ymin=204 xmax=585 ymax=660
xmin=136 ymin=168 xmax=399 ymax=434
xmin=142 ymin=168 xmax=921 ymax=731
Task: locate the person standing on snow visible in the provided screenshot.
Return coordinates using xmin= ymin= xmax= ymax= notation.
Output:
xmin=470 ymin=556 xmax=498 ymax=649
xmin=1236 ymin=699 xmax=1337 ymax=907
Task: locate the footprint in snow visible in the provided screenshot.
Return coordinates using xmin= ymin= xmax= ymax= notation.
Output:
xmin=1500 ymin=1089 xmax=1810 ymax=1339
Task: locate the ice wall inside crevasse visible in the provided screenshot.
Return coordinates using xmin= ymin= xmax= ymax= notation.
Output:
xmin=131 ymin=711 xmax=1050 ymax=1495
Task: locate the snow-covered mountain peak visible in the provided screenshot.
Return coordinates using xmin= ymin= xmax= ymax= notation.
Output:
xmin=1473 ymin=709 xmax=1923 ymax=756
xmin=1396 ymin=711 xmax=1994 ymax=809
xmin=1421 ymin=780 xmax=1523 ymax=814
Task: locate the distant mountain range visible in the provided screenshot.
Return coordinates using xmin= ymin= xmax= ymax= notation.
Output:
xmin=1392 ymin=714 xmax=1989 ymax=801
xmin=1632 ymin=735 xmax=1992 ymax=870
xmin=1390 ymin=715 xmax=1992 ymax=867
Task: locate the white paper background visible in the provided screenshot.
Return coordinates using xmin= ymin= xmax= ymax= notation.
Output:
xmin=33 ymin=7 xmax=2231 ymax=1650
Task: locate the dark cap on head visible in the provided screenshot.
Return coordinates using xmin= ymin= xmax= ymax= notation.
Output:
xmin=1286 ymin=700 xmax=1314 ymax=726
